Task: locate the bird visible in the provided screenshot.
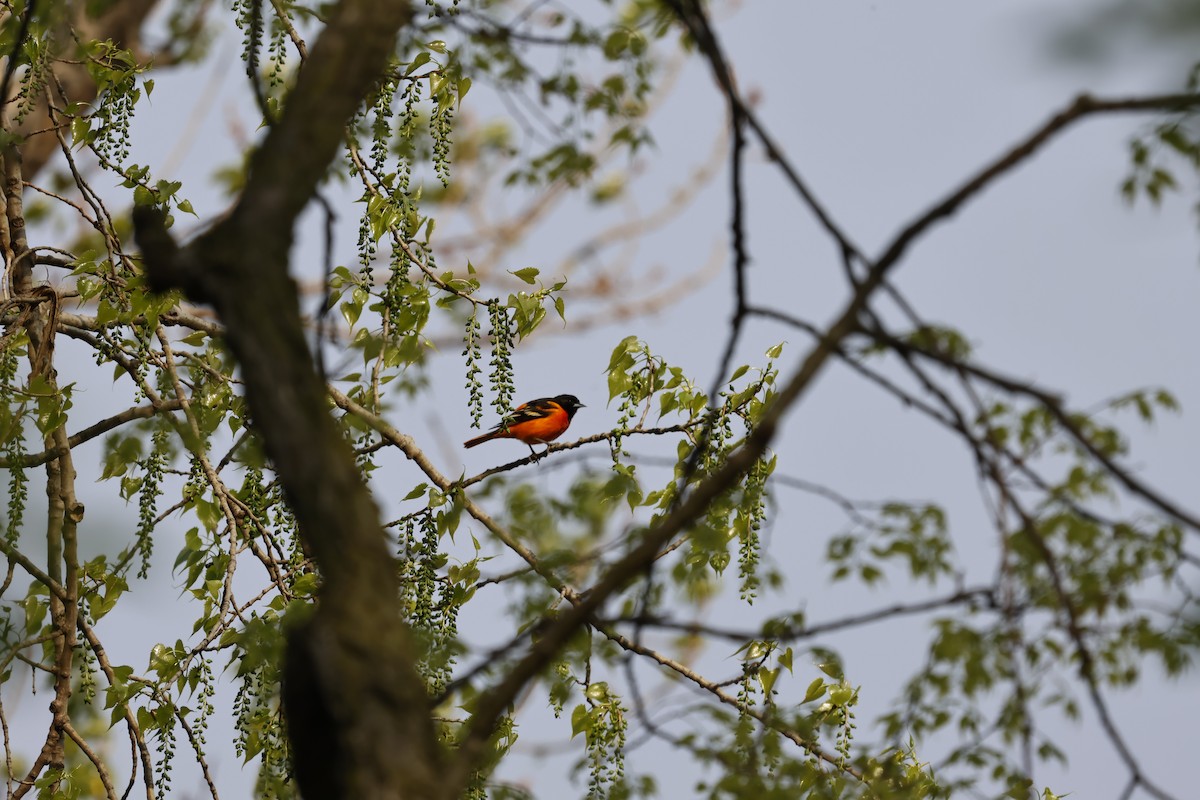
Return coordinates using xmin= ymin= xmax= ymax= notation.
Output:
xmin=464 ymin=394 xmax=585 ymax=460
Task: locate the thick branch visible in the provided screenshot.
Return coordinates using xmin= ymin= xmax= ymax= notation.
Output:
xmin=133 ymin=2 xmax=445 ymax=798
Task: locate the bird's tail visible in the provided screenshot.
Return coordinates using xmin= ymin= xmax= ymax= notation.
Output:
xmin=463 ymin=429 xmax=503 ymax=448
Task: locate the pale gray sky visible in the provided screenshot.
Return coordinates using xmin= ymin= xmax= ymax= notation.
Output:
xmin=8 ymin=2 xmax=1198 ymax=798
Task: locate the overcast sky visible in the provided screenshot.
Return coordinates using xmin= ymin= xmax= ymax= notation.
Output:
xmin=7 ymin=2 xmax=1199 ymax=798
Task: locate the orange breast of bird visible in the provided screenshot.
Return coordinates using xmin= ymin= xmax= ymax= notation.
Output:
xmin=506 ymin=407 xmax=569 ymax=443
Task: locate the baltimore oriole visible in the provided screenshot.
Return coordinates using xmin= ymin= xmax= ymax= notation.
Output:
xmin=464 ymin=394 xmax=585 ymax=459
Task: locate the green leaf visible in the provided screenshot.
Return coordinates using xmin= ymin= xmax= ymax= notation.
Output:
xmin=607 ymin=336 xmax=639 ymax=372
xmin=828 ymin=683 xmax=854 ymax=705
xmin=341 ymin=297 xmax=363 ymax=328
xmin=658 ymin=392 xmax=678 ymax=418
xmin=511 ymin=267 xmax=540 ymax=284
xmin=70 ymin=115 xmax=91 ymax=147
xmin=570 ymin=703 xmax=590 ymax=738
xmin=816 ymin=656 xmax=844 ymax=680
xmin=149 ymin=642 xmax=179 ymax=676
xmin=406 ymin=51 xmax=432 ymax=76
xmin=23 ymin=593 xmax=47 ymax=634
xmin=603 ymin=29 xmax=629 ymax=59
xmin=292 ymin=573 xmax=320 ymax=596
xmin=195 ymin=497 xmax=221 ymax=532
xmin=608 ymin=365 xmax=631 ymax=401
xmin=757 ymin=666 xmax=779 ymax=695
